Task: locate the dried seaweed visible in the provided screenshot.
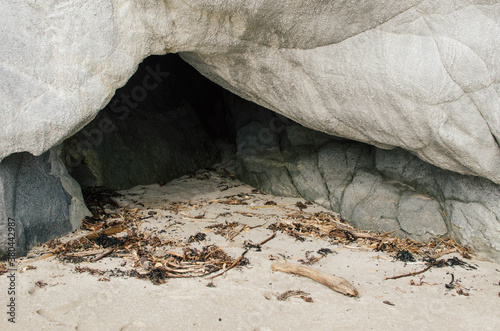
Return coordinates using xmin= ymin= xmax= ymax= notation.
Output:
xmin=395 ymin=250 xmax=416 ymax=262
xmin=188 ymin=232 xmax=207 ymax=243
xmin=83 ymin=187 xmax=121 ymax=217
xmin=68 ymin=239 xmax=242 ymax=284
xmin=299 ymin=248 xmax=334 ymax=265
xmin=295 ymin=201 xmax=308 ymax=211
xmin=386 ymin=256 xmax=478 ymax=280
xmin=95 ymin=234 xmax=126 ymax=248
xmin=33 ymin=181 xmax=475 ymax=287
xmin=35 ymin=280 xmax=47 ymax=288
xmin=219 ymin=197 xmax=249 ymax=205
xmin=163 ymin=201 xmax=192 ymax=214
xmin=206 ymin=221 xmax=245 ymax=240
xmin=268 ymin=209 xmax=472 ymax=261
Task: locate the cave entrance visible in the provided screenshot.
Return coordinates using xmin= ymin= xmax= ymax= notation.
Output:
xmin=62 ymin=54 xmax=247 ymax=191
xmin=62 ymin=54 xmax=295 ymax=193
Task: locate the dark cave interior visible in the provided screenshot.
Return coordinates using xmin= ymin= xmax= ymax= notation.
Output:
xmin=61 ymin=53 xmax=291 ymax=191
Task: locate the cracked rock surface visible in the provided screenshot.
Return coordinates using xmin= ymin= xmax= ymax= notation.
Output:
xmin=1 ymin=0 xmax=500 ymax=184
xmin=232 ymin=95 xmax=500 ymax=261
xmin=1 ymin=1 xmax=500 ymax=261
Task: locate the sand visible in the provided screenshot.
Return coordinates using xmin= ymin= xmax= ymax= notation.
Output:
xmin=1 ymin=168 xmax=500 ymax=330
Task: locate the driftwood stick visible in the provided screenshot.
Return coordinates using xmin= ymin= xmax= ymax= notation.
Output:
xmin=430 ymin=249 xmax=458 ymax=260
xmin=165 ymin=251 xmax=185 ymax=259
xmin=207 ymin=233 xmax=276 ymax=279
xmin=258 ymin=232 xmax=277 ymax=246
xmin=346 ymin=230 xmax=397 ymax=242
xmin=86 ymin=225 xmax=127 ymax=241
xmin=384 ymin=265 xmax=433 ymax=280
xmin=271 ymin=262 xmax=359 ymax=297
xmin=65 ymin=249 xmax=105 ymax=258
xmin=248 ymin=203 xmax=295 ymax=209
xmin=90 ymin=247 xmax=115 ymax=262
xmin=228 ymin=224 xmax=247 ymax=240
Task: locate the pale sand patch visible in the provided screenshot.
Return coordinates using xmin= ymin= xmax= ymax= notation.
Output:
xmin=1 ymin=170 xmax=499 ymax=330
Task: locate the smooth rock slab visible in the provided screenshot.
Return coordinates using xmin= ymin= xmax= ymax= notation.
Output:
xmin=397 ymin=192 xmax=447 ymax=239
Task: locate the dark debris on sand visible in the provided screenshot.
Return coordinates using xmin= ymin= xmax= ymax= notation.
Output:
xmin=33 ymin=183 xmax=476 ymax=286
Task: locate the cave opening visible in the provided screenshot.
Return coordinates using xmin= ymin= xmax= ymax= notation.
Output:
xmin=56 ymin=53 xmax=478 ymax=255
xmin=62 ymin=54 xmax=300 ymax=194
xmin=4 ymin=55 xmax=497 ymax=262
xmin=62 ymin=54 xmax=243 ymax=191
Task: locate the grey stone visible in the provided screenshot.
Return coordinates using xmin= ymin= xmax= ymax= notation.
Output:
xmin=0 ymin=148 xmax=91 ymax=259
xmin=2 ymin=1 xmax=500 ymax=186
xmin=374 ymin=148 xmax=442 ymax=198
xmin=449 ymin=201 xmax=500 ymax=261
xmin=279 ymin=126 xmax=331 ymax=207
xmin=50 ymin=146 xmax=92 ymax=231
xmin=234 ymin=101 xmax=500 ymax=260
xmin=283 ymin=153 xmax=330 ymax=207
xmin=341 ymin=170 xmax=402 ymax=235
xmin=318 ymin=142 xmax=373 ymax=211
xmin=397 ymin=191 xmax=448 ymax=241
xmin=236 ymin=122 xmax=300 ymax=197
xmin=61 ymin=103 xmax=219 ymax=191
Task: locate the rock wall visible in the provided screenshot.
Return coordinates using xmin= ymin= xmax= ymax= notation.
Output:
xmin=2 ymin=1 xmax=500 ymax=260
xmin=2 ymin=1 xmax=500 ymax=185
xmin=231 ymin=94 xmax=500 ymax=261
xmin=0 ymin=147 xmax=90 ymax=258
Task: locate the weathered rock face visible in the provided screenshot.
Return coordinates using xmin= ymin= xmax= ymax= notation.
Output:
xmin=231 ymin=94 xmax=500 ymax=261
xmin=1 ymin=1 xmax=500 ymax=260
xmin=181 ymin=1 xmax=500 ymax=184
xmin=1 ymin=1 xmax=500 ymax=184
xmin=0 ymin=148 xmax=90 ymax=258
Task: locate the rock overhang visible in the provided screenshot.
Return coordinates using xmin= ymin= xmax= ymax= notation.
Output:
xmin=1 ymin=0 xmax=500 ymax=186
xmin=1 ymin=0 xmax=500 ymax=260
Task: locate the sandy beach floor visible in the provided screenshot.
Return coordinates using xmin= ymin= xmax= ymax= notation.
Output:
xmin=1 ymin=168 xmax=500 ymax=330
